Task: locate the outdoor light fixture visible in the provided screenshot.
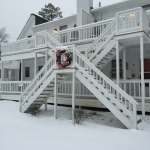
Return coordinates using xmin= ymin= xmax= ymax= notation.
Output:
xmin=129 ymin=13 xmax=135 ymax=18
xmin=54 ymin=29 xmax=58 ymax=34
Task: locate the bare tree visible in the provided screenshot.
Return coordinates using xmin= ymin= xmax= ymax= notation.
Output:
xmin=0 ymin=27 xmax=9 ymax=44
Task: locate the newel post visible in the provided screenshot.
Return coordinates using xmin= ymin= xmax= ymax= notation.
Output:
xmin=72 ymin=45 xmax=76 ymax=67
xmin=35 ymin=33 xmax=37 ymax=48
xmin=45 ymin=31 xmax=48 ymax=46
xmin=140 ymin=8 xmax=143 ymax=30
xmin=115 ymin=13 xmax=119 ymax=35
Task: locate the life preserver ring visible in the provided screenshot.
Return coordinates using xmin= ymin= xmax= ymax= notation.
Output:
xmin=56 ymin=48 xmax=72 ymax=69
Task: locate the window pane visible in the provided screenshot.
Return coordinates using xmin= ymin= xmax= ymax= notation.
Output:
xmin=25 ymin=67 xmax=30 ymax=77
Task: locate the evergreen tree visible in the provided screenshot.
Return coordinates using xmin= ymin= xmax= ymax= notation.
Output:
xmin=38 ymin=3 xmax=63 ymax=21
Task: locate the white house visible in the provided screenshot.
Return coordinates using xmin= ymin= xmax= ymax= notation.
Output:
xmin=1 ymin=0 xmax=150 ymax=129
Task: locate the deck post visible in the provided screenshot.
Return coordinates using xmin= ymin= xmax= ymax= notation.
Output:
xmin=54 ymin=73 xmax=58 ymax=119
xmin=34 ymin=52 xmax=37 ymax=77
xmin=21 ymin=59 xmax=23 ymax=92
xmin=140 ymin=36 xmax=145 ymax=120
xmin=72 ymin=71 xmax=76 ymax=124
xmin=123 ymin=48 xmax=127 ymax=92
xmin=116 ymin=40 xmax=120 ymax=86
xmin=116 ymin=40 xmax=120 ymax=100
xmin=45 ymin=100 xmax=47 ymax=111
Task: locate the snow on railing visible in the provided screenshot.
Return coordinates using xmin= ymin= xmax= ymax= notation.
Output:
xmin=59 ymin=19 xmax=113 ymax=44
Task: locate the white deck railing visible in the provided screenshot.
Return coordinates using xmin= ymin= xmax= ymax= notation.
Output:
xmin=58 ymin=81 xmax=94 ymax=97
xmin=0 ymin=81 xmax=30 ymax=93
xmin=1 ymin=31 xmax=62 ymax=54
xmin=59 ymin=19 xmax=113 ymax=44
xmin=118 ymin=80 xmax=150 ymax=100
xmin=116 ymin=7 xmax=149 ymax=34
xmin=1 ymin=37 xmax=35 ymax=54
xmin=1 ymin=7 xmax=149 ymax=55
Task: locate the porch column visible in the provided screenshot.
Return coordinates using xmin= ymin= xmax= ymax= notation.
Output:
xmin=123 ymin=48 xmax=127 ymax=92
xmin=140 ymin=36 xmax=145 ymax=119
xmin=54 ymin=73 xmax=57 ymax=119
xmin=34 ymin=52 xmax=37 ymax=77
xmin=45 ymin=100 xmax=47 ymax=111
xmin=72 ymin=71 xmax=76 ymax=124
xmin=116 ymin=40 xmax=120 ymax=86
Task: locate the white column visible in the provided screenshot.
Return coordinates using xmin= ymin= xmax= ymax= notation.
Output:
xmin=123 ymin=48 xmax=127 ymax=92
xmin=72 ymin=71 xmax=76 ymax=124
xmin=140 ymin=36 xmax=145 ymax=119
xmin=54 ymin=73 xmax=57 ymax=119
xmin=116 ymin=40 xmax=120 ymax=86
xmin=34 ymin=52 xmax=37 ymax=77
xmin=116 ymin=41 xmax=120 ymax=100
xmin=45 ymin=100 xmax=47 ymax=111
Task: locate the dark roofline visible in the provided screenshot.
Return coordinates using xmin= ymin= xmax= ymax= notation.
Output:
xmin=31 ymin=13 xmax=49 ymax=22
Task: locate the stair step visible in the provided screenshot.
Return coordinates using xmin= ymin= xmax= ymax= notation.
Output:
xmin=108 ymin=52 xmax=114 ymax=55
xmin=35 ymin=99 xmax=46 ymax=102
xmin=137 ymin=119 xmax=142 ymax=124
xmin=38 ymin=95 xmax=48 ymax=98
xmin=41 ymin=91 xmax=51 ymax=95
xmin=44 ymin=89 xmax=53 ymax=92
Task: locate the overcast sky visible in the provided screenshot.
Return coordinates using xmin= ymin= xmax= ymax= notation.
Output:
xmin=0 ymin=0 xmax=122 ymax=42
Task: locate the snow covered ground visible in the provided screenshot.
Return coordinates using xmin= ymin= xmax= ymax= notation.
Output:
xmin=0 ymin=100 xmax=150 ymax=150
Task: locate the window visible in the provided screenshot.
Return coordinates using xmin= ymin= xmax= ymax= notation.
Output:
xmin=60 ymin=25 xmax=67 ymax=31
xmin=27 ymin=35 xmax=32 ymax=38
xmin=25 ymin=67 xmax=30 ymax=77
xmin=111 ymin=59 xmax=123 ymax=78
xmin=38 ymin=66 xmax=43 ymax=71
xmin=144 ymin=58 xmax=150 ymax=79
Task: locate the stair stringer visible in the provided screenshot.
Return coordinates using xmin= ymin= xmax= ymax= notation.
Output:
xmin=96 ymin=42 xmax=124 ymax=70
xmin=76 ymin=70 xmax=135 ymax=129
xmin=21 ymin=72 xmax=55 ymax=113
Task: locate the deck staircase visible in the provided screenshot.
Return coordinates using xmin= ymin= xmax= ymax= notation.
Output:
xmin=20 ymin=54 xmax=68 ymax=113
xmin=75 ymin=48 xmax=139 ymax=129
xmin=20 ymin=16 xmax=141 ymax=129
xmin=20 ymin=33 xmax=68 ymax=114
xmin=86 ymin=19 xmax=124 ymax=70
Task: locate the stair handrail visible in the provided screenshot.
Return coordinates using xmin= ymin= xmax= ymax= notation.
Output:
xmin=75 ymin=49 xmax=138 ymax=105
xmin=47 ymin=32 xmax=63 ymax=47
xmin=75 ymin=48 xmax=138 ymax=125
xmin=21 ymin=53 xmax=55 ymax=103
xmin=86 ymin=19 xmax=116 ymax=59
